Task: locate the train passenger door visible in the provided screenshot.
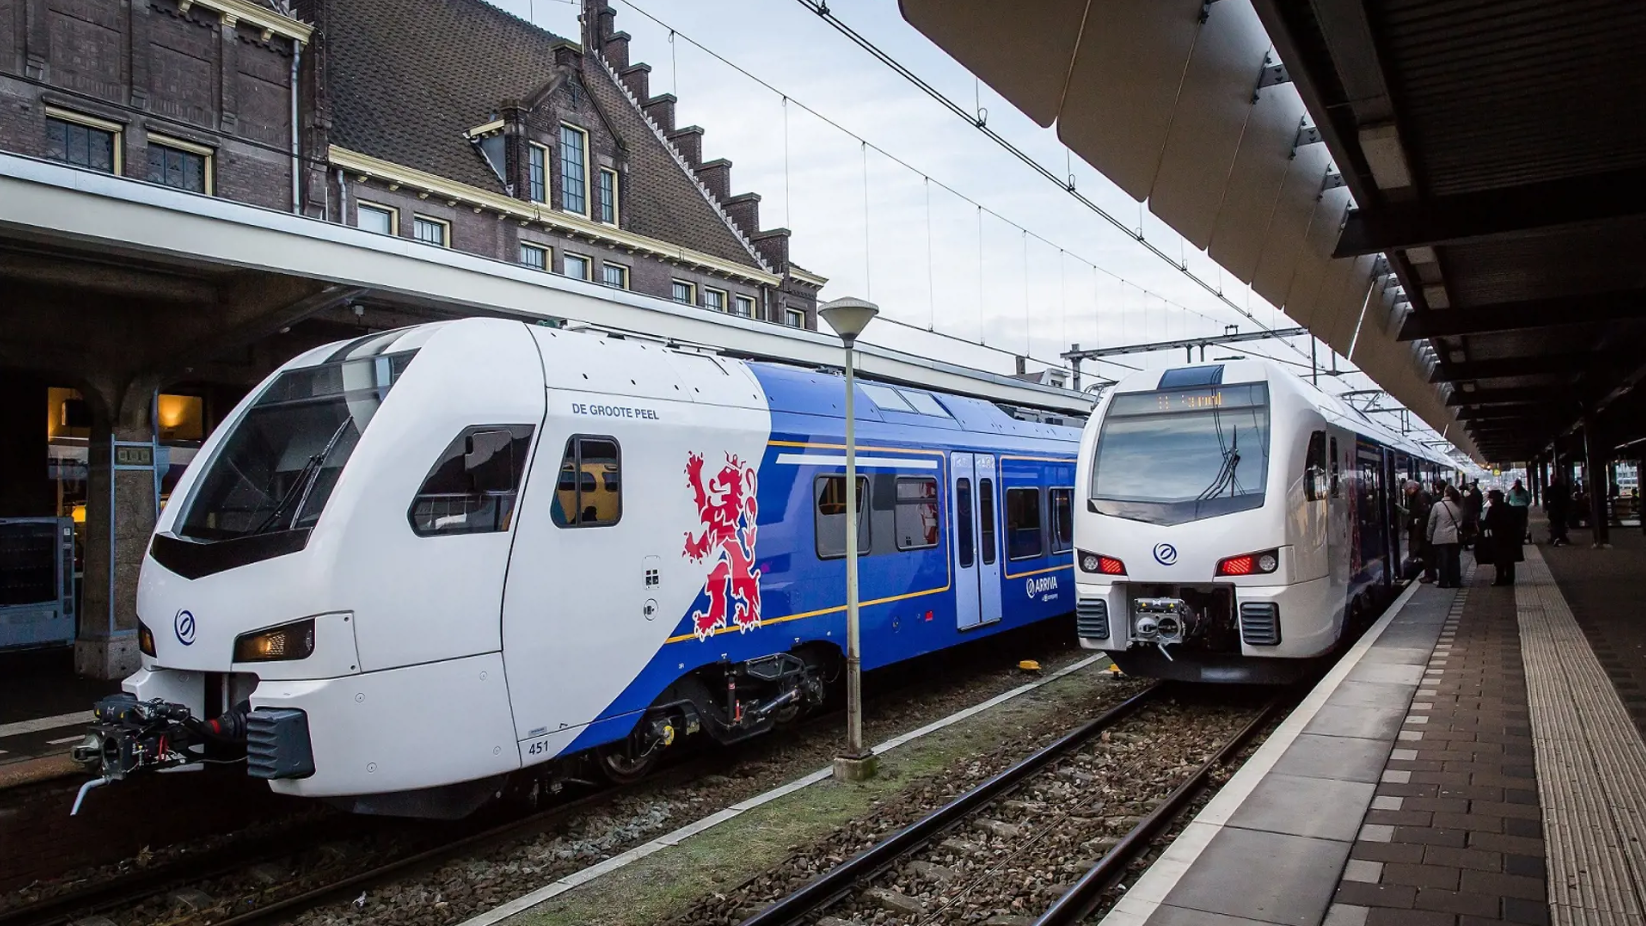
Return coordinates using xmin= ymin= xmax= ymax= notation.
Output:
xmin=951 ymin=452 xmax=1002 ymax=631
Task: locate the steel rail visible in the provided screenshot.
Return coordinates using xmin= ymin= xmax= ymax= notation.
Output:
xmin=1033 ymin=698 xmax=1284 ymax=926
xmin=736 ymin=683 xmax=1163 ymax=926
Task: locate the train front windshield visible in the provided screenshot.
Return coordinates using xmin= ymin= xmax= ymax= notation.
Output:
xmin=173 ymin=352 xmax=416 ymax=541
xmin=1090 ymin=384 xmax=1271 ymax=526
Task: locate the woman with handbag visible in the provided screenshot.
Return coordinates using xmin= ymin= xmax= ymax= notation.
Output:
xmin=1427 ymin=486 xmax=1464 ymax=588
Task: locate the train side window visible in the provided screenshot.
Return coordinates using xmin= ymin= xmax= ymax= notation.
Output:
xmin=550 ymin=436 xmax=622 ymax=528
xmin=1049 ymin=487 xmax=1074 ymax=553
xmin=408 ymin=425 xmax=536 ymax=535
xmin=956 ymin=478 xmax=974 ymax=567
xmin=1305 ymin=431 xmax=1328 ymax=501
xmin=894 ymin=477 xmax=940 ymax=550
xmin=815 ymin=475 xmax=869 ymax=558
xmin=979 ymin=478 xmax=996 ymax=565
xmin=1329 ymin=437 xmax=1340 ymax=497
xmin=1006 ymin=487 xmax=1043 ymax=560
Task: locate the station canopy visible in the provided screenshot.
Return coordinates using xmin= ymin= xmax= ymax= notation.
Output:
xmin=900 ymin=0 xmax=1646 ymax=465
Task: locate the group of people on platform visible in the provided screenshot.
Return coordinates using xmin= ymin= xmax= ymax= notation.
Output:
xmin=1402 ymin=477 xmax=1526 ymax=588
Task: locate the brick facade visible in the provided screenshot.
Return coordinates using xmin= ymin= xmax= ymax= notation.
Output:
xmin=0 ymin=0 xmax=824 ymax=327
xmin=0 ymin=0 xmax=307 ymax=212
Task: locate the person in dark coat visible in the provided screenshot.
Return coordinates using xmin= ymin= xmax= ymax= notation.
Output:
xmin=1545 ymin=476 xmax=1570 ymax=546
xmin=1482 ymin=489 xmax=1523 ymax=586
xmin=1462 ymin=482 xmax=1484 ymax=550
xmin=1403 ymin=480 xmax=1435 ymax=582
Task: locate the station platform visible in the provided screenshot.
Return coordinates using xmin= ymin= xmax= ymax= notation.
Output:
xmin=1103 ymin=523 xmax=1646 ymax=926
xmin=0 ymin=647 xmax=118 ymax=771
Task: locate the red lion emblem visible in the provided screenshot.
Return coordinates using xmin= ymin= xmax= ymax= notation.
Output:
xmin=683 ymin=452 xmax=762 ymax=641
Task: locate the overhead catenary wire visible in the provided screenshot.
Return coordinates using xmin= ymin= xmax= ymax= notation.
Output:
xmin=609 ymin=0 xmax=1252 ymax=357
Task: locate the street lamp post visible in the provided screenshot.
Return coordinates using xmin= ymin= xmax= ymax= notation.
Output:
xmin=819 ymin=297 xmax=880 ymax=783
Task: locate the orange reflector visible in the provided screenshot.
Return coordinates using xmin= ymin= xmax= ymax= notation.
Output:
xmin=1018 ymin=660 xmax=1041 ymax=673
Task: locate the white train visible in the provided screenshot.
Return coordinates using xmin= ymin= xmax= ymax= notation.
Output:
xmin=74 ymin=318 xmax=1082 ymax=817
xmin=1072 ymin=360 xmax=1458 ymax=683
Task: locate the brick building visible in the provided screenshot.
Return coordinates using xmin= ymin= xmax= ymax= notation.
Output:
xmin=0 ymin=0 xmax=825 ymax=326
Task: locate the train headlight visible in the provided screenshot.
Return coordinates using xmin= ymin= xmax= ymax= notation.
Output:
xmin=234 ymin=619 xmax=316 ymax=663
xmin=1216 ymin=549 xmax=1280 ymax=577
xmin=138 ymin=621 xmax=156 ymax=657
xmin=1078 ymin=550 xmax=1126 ymax=575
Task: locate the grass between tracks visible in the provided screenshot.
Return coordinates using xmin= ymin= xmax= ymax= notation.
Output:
xmin=508 ymin=658 xmax=1121 ymax=926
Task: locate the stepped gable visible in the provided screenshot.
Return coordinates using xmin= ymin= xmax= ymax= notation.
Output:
xmin=316 ymin=0 xmax=771 ymax=272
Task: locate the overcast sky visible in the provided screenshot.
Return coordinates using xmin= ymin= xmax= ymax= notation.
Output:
xmin=485 ymin=0 xmax=1451 ymax=448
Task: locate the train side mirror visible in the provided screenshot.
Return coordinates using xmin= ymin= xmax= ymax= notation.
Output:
xmin=464 ymin=429 xmax=515 ymax=494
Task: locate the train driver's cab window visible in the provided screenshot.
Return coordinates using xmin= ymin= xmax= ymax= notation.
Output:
xmin=1006 ymin=487 xmax=1043 ymax=560
xmin=1329 ymin=437 xmax=1340 ymax=497
xmin=1304 ymin=431 xmax=1328 ymax=501
xmin=1049 ymin=487 xmax=1074 ymax=553
xmin=894 ymin=477 xmax=940 ymax=550
xmin=551 ymin=436 xmax=622 ymax=527
xmin=408 ymin=425 xmax=536 ymax=535
xmin=815 ymin=475 xmax=869 ymax=558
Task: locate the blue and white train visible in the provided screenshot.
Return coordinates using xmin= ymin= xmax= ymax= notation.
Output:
xmin=1072 ymin=360 xmax=1459 ymax=683
xmin=74 ymin=318 xmax=1080 ymax=816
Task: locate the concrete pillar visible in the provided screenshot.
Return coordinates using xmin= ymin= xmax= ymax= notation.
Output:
xmin=1584 ymin=423 xmax=1610 ymax=548
xmin=76 ymin=375 xmax=160 ymax=679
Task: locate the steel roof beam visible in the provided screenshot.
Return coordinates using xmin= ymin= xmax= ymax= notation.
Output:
xmin=1335 ymin=167 xmax=1646 ymax=258
xmin=1447 ymin=387 xmax=1573 ymax=408
xmin=1431 ymin=354 xmax=1600 ymax=383
xmin=1399 ymin=290 xmax=1646 ymax=341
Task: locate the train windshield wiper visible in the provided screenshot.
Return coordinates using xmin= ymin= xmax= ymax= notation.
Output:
xmin=251 ymin=418 xmax=352 ymax=535
xmin=1194 ymin=425 xmax=1241 ymax=503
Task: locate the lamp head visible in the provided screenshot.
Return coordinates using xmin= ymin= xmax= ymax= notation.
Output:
xmin=818 ymin=297 xmax=880 ymax=345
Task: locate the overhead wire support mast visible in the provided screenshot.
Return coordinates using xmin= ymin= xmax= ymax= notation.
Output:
xmin=1062 ymin=327 xmax=1309 ymax=391
xmin=795 ymin=0 xmax=1312 ymax=362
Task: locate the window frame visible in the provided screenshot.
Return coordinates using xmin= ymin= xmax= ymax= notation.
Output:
xmin=1049 ymin=487 xmax=1074 ymax=553
xmin=412 ymin=215 xmax=450 ymax=248
xmin=145 ymin=133 xmax=214 ymax=194
xmin=527 ymin=142 xmax=549 ymax=204
xmin=559 ymin=123 xmax=590 ymax=217
xmin=598 ymin=167 xmax=619 ymax=224
xmin=519 ymin=242 xmax=549 ymax=271
xmin=550 ymin=434 xmax=623 ymax=529
xmin=406 ymin=424 xmax=537 ymax=537
xmin=44 ymin=106 xmax=123 ymax=174
xmin=671 ymin=279 xmax=697 ymax=305
xmin=785 ymin=307 xmax=806 ymax=328
xmin=733 ymin=294 xmax=756 ymax=318
xmin=979 ymin=478 xmax=997 ymax=565
xmin=601 ymin=261 xmax=629 ymax=290
xmin=893 ymin=476 xmax=941 ymax=551
xmin=814 ymin=474 xmax=870 ymax=560
xmin=1329 ymin=436 xmax=1341 ymax=498
xmin=562 ymin=252 xmax=592 ymax=280
xmin=1304 ymin=431 xmax=1328 ymax=502
xmin=357 ymin=201 xmax=399 ymax=236
xmin=704 ymin=288 xmax=728 ymax=313
xmin=1005 ymin=486 xmax=1044 ymax=561
xmin=955 ymin=477 xmax=974 ymax=568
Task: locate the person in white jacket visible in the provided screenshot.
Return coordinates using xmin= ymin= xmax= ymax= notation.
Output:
xmin=1427 ymin=486 xmax=1465 ymax=588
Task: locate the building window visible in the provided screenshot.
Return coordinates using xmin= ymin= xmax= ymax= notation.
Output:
xmin=407 ymin=425 xmax=536 ymax=536
xmin=145 ymin=136 xmax=211 ymax=194
xmin=357 ymin=202 xmax=397 ymax=235
xmin=528 ymin=143 xmax=548 ymax=203
xmin=894 ymin=477 xmax=940 ymax=550
xmin=815 ymin=475 xmax=869 ymax=559
xmin=602 ymin=262 xmax=629 ymax=289
xmin=785 ymin=307 xmax=806 ymax=328
xmin=1006 ymin=487 xmax=1043 ymax=560
xmin=520 ymin=243 xmax=548 ymax=271
xmin=672 ymin=280 xmax=696 ymax=304
xmin=563 ymin=253 xmax=591 ymax=280
xmin=413 ymin=216 xmax=449 ymax=247
xmin=551 ymin=436 xmax=621 ymax=527
xmin=734 ymin=295 xmax=756 ymax=318
xmin=560 ymin=124 xmax=588 ymax=215
xmin=598 ymin=168 xmax=618 ymax=224
xmin=45 ymin=110 xmax=120 ymax=174
xmin=704 ymin=288 xmax=727 ymax=313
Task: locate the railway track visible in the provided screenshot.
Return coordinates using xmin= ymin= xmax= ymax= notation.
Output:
xmin=733 ymin=684 xmax=1281 ymax=926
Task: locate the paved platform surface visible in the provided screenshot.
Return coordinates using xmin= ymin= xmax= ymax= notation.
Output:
xmin=0 ymin=647 xmax=114 ymax=766
xmin=1103 ymin=533 xmax=1646 ymax=926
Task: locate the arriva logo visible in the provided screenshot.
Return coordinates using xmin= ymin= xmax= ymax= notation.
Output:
xmin=1026 ymin=575 xmax=1060 ymax=597
xmin=1153 ymin=543 xmax=1178 ymax=566
xmin=174 ymin=609 xmax=196 ymax=646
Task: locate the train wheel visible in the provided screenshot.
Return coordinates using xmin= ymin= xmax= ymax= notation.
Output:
xmin=595 ymin=741 xmax=660 ymax=785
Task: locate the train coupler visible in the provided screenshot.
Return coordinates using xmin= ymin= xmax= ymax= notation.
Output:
xmin=68 ymin=693 xmax=248 ymax=813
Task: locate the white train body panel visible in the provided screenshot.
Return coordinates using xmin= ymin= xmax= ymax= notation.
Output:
xmin=1073 ymin=360 xmax=1455 ymax=683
